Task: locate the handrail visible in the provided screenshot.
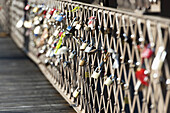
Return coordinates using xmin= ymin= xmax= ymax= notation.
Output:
xmin=4 ymin=0 xmax=170 ymax=113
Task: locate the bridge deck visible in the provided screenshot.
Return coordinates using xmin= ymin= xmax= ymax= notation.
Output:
xmin=0 ymin=35 xmax=75 ymax=113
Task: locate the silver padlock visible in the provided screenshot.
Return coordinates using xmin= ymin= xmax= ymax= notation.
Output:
xmin=75 ymin=24 xmax=81 ymax=30
xmin=80 ymin=41 xmax=88 ymax=51
xmin=104 ymin=75 xmax=115 ymax=86
xmin=84 ymin=44 xmax=93 ymax=53
xmin=69 ymin=50 xmax=76 ymax=59
xmin=91 ymin=67 xmax=102 ymax=79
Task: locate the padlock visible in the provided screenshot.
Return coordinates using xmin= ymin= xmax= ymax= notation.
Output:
xmin=41 ymin=28 xmax=48 ymax=39
xmin=84 ymin=44 xmax=93 ymax=53
xmin=24 ymin=20 xmax=32 ymax=28
xmin=79 ymin=57 xmax=86 ymax=66
xmin=66 ymin=17 xmax=77 ymax=32
xmin=63 ymin=61 xmax=70 ymax=68
xmin=53 ymin=28 xmax=60 ymax=37
xmin=55 ymin=46 xmax=68 ymax=56
xmin=88 ymin=16 xmax=96 ymax=30
xmin=104 ymin=75 xmax=115 ymax=86
xmin=16 ymin=17 xmax=24 ymax=28
xmin=49 ymin=50 xmax=55 ymax=58
xmin=25 ymin=4 xmax=30 ymax=11
xmin=80 ymin=42 xmax=88 ymax=51
xmin=91 ymin=67 xmax=101 ymax=79
xmin=135 ymin=68 xmax=149 ymax=91
xmin=73 ymin=21 xmax=79 ymax=27
xmin=48 ymin=36 xmax=54 ymax=45
xmin=69 ymin=50 xmax=76 ymax=59
xmin=123 ymin=33 xmax=128 ymax=41
xmin=84 ymin=25 xmax=91 ymax=31
xmin=141 ymin=44 xmax=153 ymax=59
xmin=55 ymin=15 xmax=63 ymax=22
xmin=55 ymin=57 xmax=61 ymax=67
xmin=34 ymin=26 xmax=41 ymax=36
xmin=44 ymin=59 xmax=50 ymax=66
xmin=124 ymin=95 xmax=129 ymax=104
xmin=73 ymin=88 xmax=81 ymax=98
xmin=151 ymin=46 xmax=167 ymax=71
xmin=75 ymin=24 xmax=81 ymax=30
xmin=32 ymin=7 xmax=39 ymax=13
xmin=85 ymin=72 xmax=89 ymax=78
xmin=46 ymin=48 xmax=52 ymax=57
xmin=112 ymin=56 xmax=119 ymax=69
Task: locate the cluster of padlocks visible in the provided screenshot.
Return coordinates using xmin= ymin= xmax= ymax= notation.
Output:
xmin=15 ymin=2 xmax=168 ymax=110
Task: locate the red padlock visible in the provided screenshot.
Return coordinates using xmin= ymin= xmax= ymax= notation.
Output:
xmin=141 ymin=44 xmax=153 ymax=59
xmin=24 ymin=4 xmax=30 ymax=11
xmin=49 ymin=8 xmax=56 ymax=15
xmin=135 ymin=68 xmax=149 ymax=86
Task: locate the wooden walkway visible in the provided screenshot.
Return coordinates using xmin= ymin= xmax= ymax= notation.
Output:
xmin=0 ymin=36 xmax=75 ymax=113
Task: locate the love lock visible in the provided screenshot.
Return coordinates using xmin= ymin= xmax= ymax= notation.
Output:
xmin=91 ymin=67 xmax=102 ymax=79
xmin=75 ymin=23 xmax=81 ymax=30
xmin=141 ymin=44 xmax=153 ymax=59
xmin=63 ymin=61 xmax=70 ymax=68
xmin=25 ymin=4 xmax=30 ymax=11
xmin=46 ymin=48 xmax=52 ymax=57
xmin=16 ymin=17 xmax=24 ymax=28
xmin=104 ymin=75 xmax=116 ymax=86
xmin=66 ymin=17 xmax=77 ymax=32
xmin=69 ymin=50 xmax=76 ymax=59
xmin=80 ymin=41 xmax=88 ymax=51
xmin=55 ymin=15 xmax=63 ymax=22
xmin=84 ymin=25 xmax=91 ymax=31
xmin=55 ymin=46 xmax=68 ymax=56
xmin=112 ymin=56 xmax=119 ymax=69
xmin=55 ymin=57 xmax=61 ymax=66
xmin=32 ymin=7 xmax=39 ymax=13
xmin=88 ymin=16 xmax=96 ymax=30
xmin=48 ymin=36 xmax=54 ymax=45
xmin=79 ymin=57 xmax=86 ymax=66
xmin=73 ymin=88 xmax=81 ymax=98
xmin=151 ymin=46 xmax=167 ymax=71
xmin=84 ymin=44 xmax=93 ymax=53
xmin=24 ymin=20 xmax=32 ymax=28
xmin=135 ymin=68 xmax=149 ymax=91
xmin=34 ymin=26 xmax=42 ymax=36
xmin=73 ymin=21 xmax=79 ymax=27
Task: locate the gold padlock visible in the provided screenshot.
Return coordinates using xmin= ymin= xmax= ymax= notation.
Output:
xmin=79 ymin=58 xmax=86 ymax=66
xmin=85 ymin=72 xmax=89 ymax=78
xmin=73 ymin=88 xmax=80 ymax=98
xmin=32 ymin=7 xmax=39 ymax=13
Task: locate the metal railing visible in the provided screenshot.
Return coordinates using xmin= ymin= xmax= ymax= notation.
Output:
xmin=3 ymin=0 xmax=170 ymax=113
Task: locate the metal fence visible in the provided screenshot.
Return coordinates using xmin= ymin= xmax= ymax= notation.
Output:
xmin=2 ymin=0 xmax=170 ymax=113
